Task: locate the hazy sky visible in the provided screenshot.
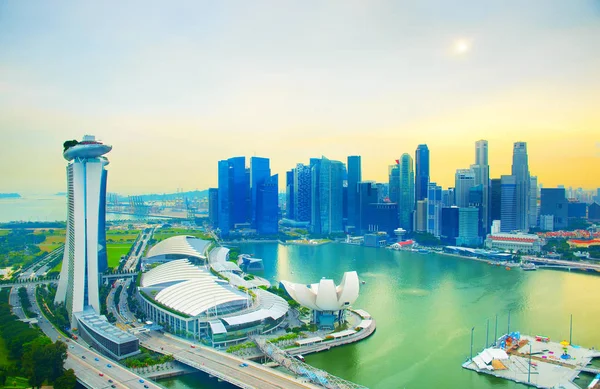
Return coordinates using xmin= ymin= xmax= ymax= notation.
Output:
xmin=1 ymin=1 xmax=599 ymax=195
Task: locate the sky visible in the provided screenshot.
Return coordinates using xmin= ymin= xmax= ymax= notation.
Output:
xmin=1 ymin=0 xmax=599 ymax=195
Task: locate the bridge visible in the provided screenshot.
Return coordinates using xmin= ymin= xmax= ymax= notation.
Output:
xmin=581 ymin=366 xmax=600 ymax=374
xmin=254 ymin=337 xmax=369 ymax=389
xmin=140 ymin=332 xmax=321 ymax=389
xmin=103 ymin=272 xmax=138 ymax=280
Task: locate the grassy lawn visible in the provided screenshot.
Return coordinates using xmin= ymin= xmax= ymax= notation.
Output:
xmin=153 ymin=228 xmax=212 ymax=242
xmin=34 ymin=229 xmax=66 ymax=253
xmin=106 ymin=230 xmax=140 ymax=244
xmin=107 ymin=245 xmax=132 ymax=268
xmin=0 ymin=376 xmax=30 ymax=389
xmin=0 ymin=230 xmax=9 ymax=236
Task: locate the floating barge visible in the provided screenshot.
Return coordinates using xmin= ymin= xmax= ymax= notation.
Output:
xmin=462 ymin=333 xmax=600 ymax=388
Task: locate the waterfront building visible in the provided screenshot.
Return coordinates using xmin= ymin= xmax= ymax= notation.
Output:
xmin=427 ymin=182 xmax=442 ymax=237
xmin=294 ymin=163 xmax=312 ymax=222
xmin=55 ymin=135 xmax=139 ymax=358
xmin=311 ymin=157 xmax=344 ymax=234
xmin=281 ymin=271 xmax=359 ymax=329
xmin=529 ymin=176 xmax=539 ymax=228
xmin=484 ymin=233 xmax=543 ymax=253
xmin=388 ymin=164 xmax=400 ymax=204
xmin=208 ymin=188 xmax=218 ymax=228
xmin=398 ymin=154 xmax=415 ymax=231
xmin=491 ymin=220 xmax=501 ymax=234
xmin=441 ymin=206 xmax=459 ymax=245
xmin=138 ymin=237 xmax=288 ymax=347
xmin=347 ymin=156 xmax=362 ymax=230
xmin=365 ymin=203 xmax=398 ymax=236
xmin=512 ymin=142 xmax=530 ymax=231
xmin=415 ymin=144 xmax=429 ymax=202
xmin=455 ymin=169 xmax=475 ymax=208
xmin=415 ymin=200 xmax=427 ymax=232
xmin=474 ymin=140 xmax=490 ymax=234
xmin=286 ymin=169 xmax=294 ymax=219
xmin=457 ymin=207 xmax=481 ymax=247
xmin=357 ymin=181 xmax=378 ymax=233
xmin=364 ymin=233 xmax=387 ymax=247
xmin=500 ymin=175 xmax=517 ymax=232
xmin=540 ymin=188 xmax=568 ymax=230
xmin=56 ymin=135 xmax=111 ymax=326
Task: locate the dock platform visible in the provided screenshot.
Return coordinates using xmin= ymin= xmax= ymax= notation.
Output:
xmin=462 ymin=334 xmax=600 ymax=389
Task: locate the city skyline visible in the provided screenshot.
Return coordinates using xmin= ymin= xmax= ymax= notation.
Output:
xmin=1 ymin=1 xmax=600 ymax=194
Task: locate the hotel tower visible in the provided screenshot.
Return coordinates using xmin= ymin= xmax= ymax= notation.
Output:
xmin=55 ymin=135 xmax=111 ymax=327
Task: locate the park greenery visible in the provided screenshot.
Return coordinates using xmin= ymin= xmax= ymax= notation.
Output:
xmin=122 ymin=347 xmax=174 ymax=368
xmin=17 ymin=288 xmax=35 ymax=318
xmin=226 ymin=341 xmax=256 ymax=353
xmin=0 ymin=289 xmax=74 ymax=389
xmin=36 ymin=284 xmax=70 ymax=333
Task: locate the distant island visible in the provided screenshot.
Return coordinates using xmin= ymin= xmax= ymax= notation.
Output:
xmin=0 ymin=193 xmax=21 ymax=199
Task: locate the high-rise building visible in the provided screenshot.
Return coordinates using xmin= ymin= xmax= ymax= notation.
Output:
xmin=529 ymin=176 xmax=538 ymax=228
xmin=285 ymin=169 xmax=295 ymax=219
xmin=388 ymin=163 xmax=400 ymax=203
xmin=294 ymin=163 xmax=312 ymax=222
xmin=250 ymin=157 xmax=270 ymax=227
xmin=457 ymin=207 xmax=481 ymax=247
xmin=208 ymin=188 xmax=219 ymax=227
xmin=474 ymin=140 xmax=490 ymax=234
xmin=311 ymin=157 xmax=344 ymax=234
xmin=415 ymin=200 xmax=427 ymax=232
xmin=366 ymin=203 xmax=398 ymax=235
xmin=415 ymin=144 xmax=429 ymax=202
xmin=454 ymin=169 xmax=475 ymax=208
xmin=500 ymin=175 xmax=517 ymax=232
xmin=217 ymin=157 xmax=251 ymax=235
xmin=347 ymin=156 xmax=362 ymax=229
xmin=357 ymin=181 xmax=378 ymax=233
xmin=443 ymin=188 xmax=455 ymax=207
xmin=512 ymin=142 xmax=530 ymax=231
xmin=468 ymin=184 xmax=484 ymax=237
xmin=427 ymin=182 xmax=442 ymax=237
xmin=441 ymin=206 xmax=459 ymax=245
xmin=56 ymin=135 xmax=111 ymax=327
xmin=490 ymin=178 xmax=502 ymax=223
xmin=398 ymin=154 xmax=415 ymax=231
xmin=540 ymin=188 xmax=568 ymax=230
xmin=255 ymin=174 xmax=279 ymax=235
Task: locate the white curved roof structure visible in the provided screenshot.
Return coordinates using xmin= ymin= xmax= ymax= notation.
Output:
xmin=140 ymin=259 xmax=249 ymax=317
xmin=146 ymin=235 xmax=210 ymax=261
xmin=281 ymin=271 xmax=359 ymax=311
xmin=209 ymin=247 xmax=229 ymax=264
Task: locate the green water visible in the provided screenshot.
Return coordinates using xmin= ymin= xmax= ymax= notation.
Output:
xmin=161 ymin=243 xmax=600 ymax=389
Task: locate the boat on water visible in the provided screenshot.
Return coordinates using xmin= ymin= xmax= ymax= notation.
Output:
xmin=522 ymin=262 xmax=537 ymax=271
xmin=361 ymin=280 xmax=366 ymax=285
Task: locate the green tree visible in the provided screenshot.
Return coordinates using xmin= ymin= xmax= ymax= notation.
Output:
xmin=54 ymin=369 xmax=76 ymax=389
xmin=0 ymin=369 xmax=7 ymax=386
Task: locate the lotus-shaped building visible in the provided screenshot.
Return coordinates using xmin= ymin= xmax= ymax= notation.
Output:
xmin=280 ymin=271 xmax=359 ymax=329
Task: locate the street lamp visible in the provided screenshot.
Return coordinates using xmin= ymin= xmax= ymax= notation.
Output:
xmin=470 ymin=327 xmax=475 ymax=361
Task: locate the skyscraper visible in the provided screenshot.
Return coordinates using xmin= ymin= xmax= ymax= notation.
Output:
xmin=294 ymin=163 xmax=312 ymax=222
xmin=415 ymin=200 xmax=427 ymax=232
xmin=347 ymin=156 xmax=362 ymax=230
xmin=250 ymin=156 xmax=271 ymax=226
xmin=500 ymin=175 xmax=517 ymax=232
xmin=285 ymin=169 xmax=294 ymax=219
xmin=217 ymin=157 xmax=251 ymax=235
xmin=474 ymin=140 xmax=490 ymax=234
xmin=311 ymin=157 xmax=344 ymax=234
xmin=255 ymin=174 xmax=279 ymax=235
xmin=56 ymin=135 xmax=111 ymax=327
xmin=512 ymin=142 xmax=530 ymax=231
xmin=540 ymin=188 xmax=568 ymax=230
xmin=208 ymin=188 xmax=219 ymax=227
xmin=398 ymin=154 xmax=415 ymax=231
xmin=415 ymin=144 xmax=429 ymax=202
xmin=427 ymin=182 xmax=442 ymax=237
xmin=529 ymin=176 xmax=538 ymax=228
xmin=357 ymin=181 xmax=378 ymax=233
xmin=490 ymin=178 xmax=502 ymax=223
xmin=217 ymin=160 xmax=231 ymax=235
xmin=454 ymin=169 xmax=475 ymax=208
xmin=388 ymin=163 xmax=399 ymax=204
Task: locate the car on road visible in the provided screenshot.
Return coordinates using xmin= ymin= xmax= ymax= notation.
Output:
xmin=95 ymin=357 xmax=99 ymax=361
xmin=139 ymin=379 xmax=144 ymax=383
xmin=81 ymin=355 xmax=86 ymax=359
xmin=108 ymin=379 xmax=113 ymax=383
xmin=99 ymin=373 xmax=104 ymax=377
xmin=239 ymin=363 xmax=248 ymax=367
xmin=144 ymin=385 xmax=149 ymax=388
xmin=69 ymin=345 xmax=74 ymax=349
xmin=107 ymin=364 xmax=112 ymax=368
xmin=190 ymin=345 xmax=196 ymax=348
xmin=111 ymin=385 xmax=116 ymax=388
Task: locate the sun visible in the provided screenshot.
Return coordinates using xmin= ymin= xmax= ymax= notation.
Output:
xmin=453 ymin=39 xmax=471 ymax=55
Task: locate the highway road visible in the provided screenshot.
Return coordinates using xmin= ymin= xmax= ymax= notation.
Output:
xmin=523 ymin=256 xmax=600 ymax=270
xmin=141 ymin=332 xmax=318 ymax=389
xmin=19 ymin=246 xmax=63 ymax=279
xmin=10 ymin=283 xmax=164 ymax=389
xmin=123 ymin=227 xmax=155 ymax=272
